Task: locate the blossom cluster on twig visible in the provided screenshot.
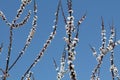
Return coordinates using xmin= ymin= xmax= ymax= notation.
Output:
xmin=53 ymin=45 xmax=68 ymax=80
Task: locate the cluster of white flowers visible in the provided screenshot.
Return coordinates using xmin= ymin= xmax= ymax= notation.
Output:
xmin=65 ymin=16 xmax=75 ymax=34
xmin=110 ymin=64 xmax=119 ymax=77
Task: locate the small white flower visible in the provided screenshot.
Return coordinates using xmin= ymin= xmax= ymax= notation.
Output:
xmin=67 ymin=16 xmax=71 ymax=20
xmin=116 ymin=40 xmax=120 ymax=45
xmin=68 ymin=10 xmax=74 ymax=13
xmin=54 ymin=12 xmax=57 ymax=16
xmin=21 ymin=0 xmax=27 ymax=3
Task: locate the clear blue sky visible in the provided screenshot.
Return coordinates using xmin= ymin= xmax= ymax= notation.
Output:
xmin=0 ymin=0 xmax=120 ymax=80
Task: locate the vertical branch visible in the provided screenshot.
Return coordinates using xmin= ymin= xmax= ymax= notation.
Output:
xmin=0 ymin=43 xmax=3 ymax=53
xmin=66 ymin=0 xmax=78 ymax=80
xmin=110 ymin=50 xmax=115 ymax=80
xmin=21 ymin=0 xmax=61 ymax=79
xmin=109 ymin=23 xmax=115 ymax=80
xmin=109 ymin=24 xmax=120 ymax=80
xmin=100 ymin=17 xmax=106 ymax=51
xmin=4 ymin=27 xmax=13 ymax=80
xmin=64 ymin=1 xmax=86 ymax=80
xmin=60 ymin=2 xmax=67 ymax=24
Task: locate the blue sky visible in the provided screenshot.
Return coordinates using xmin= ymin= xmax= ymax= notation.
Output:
xmin=0 ymin=0 xmax=120 ymax=80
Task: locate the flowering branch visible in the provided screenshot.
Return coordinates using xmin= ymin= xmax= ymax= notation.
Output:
xmin=21 ymin=0 xmax=61 ymax=79
xmin=8 ymin=0 xmax=37 ymax=72
xmin=63 ymin=0 xmax=86 ymax=80
xmin=91 ymin=18 xmax=120 ymax=80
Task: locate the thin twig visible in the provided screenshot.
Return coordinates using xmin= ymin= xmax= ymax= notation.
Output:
xmin=56 ymin=45 xmax=67 ymax=80
xmin=12 ymin=0 xmax=32 ymax=24
xmin=14 ymin=10 xmax=31 ymax=28
xmin=0 ymin=11 xmax=11 ymax=26
xmin=60 ymin=2 xmax=67 ymax=24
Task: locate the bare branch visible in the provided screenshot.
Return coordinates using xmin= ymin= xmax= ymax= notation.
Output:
xmin=53 ymin=58 xmax=59 ymax=72
xmin=60 ymin=2 xmax=67 ymax=24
